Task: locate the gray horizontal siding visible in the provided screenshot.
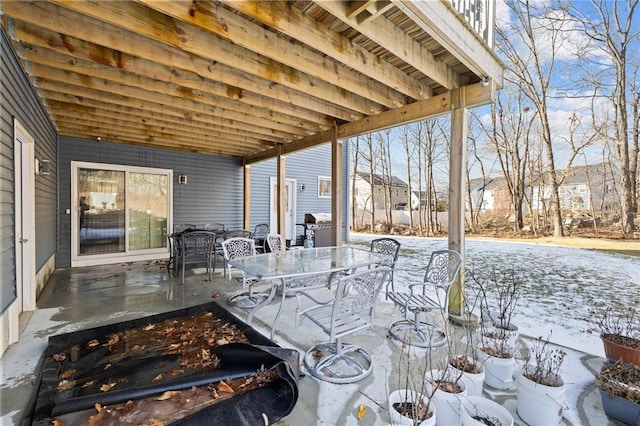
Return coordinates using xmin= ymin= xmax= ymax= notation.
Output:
xmin=1 ymin=28 xmax=57 ymax=312
xmin=250 ymin=142 xmax=349 ymax=240
xmin=57 ymin=136 xmax=243 ymax=267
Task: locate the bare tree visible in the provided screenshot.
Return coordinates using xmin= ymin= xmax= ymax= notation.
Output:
xmin=567 ymin=0 xmax=639 ymax=233
xmin=401 ymin=125 xmax=416 ymax=230
xmin=497 ymin=0 xmax=569 ymax=237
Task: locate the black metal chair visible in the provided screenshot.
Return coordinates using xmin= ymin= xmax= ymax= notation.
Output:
xmin=251 ymin=223 xmax=270 ymax=253
xmin=176 ymin=231 xmax=217 ymax=285
xmin=386 ymin=249 xmax=462 ymax=348
xmin=299 ymin=267 xmax=391 ymax=383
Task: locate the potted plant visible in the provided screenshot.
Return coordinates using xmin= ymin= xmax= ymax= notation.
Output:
xmin=469 ymin=268 xmax=522 ymax=390
xmin=424 ymin=367 xmax=467 ymax=426
xmin=596 ymin=360 xmax=640 ymax=425
xmin=460 ymin=396 xmax=514 ymax=426
xmin=516 ymin=334 xmax=566 ymax=426
xmin=388 ymin=339 xmax=436 ymax=425
xmin=588 ymin=299 xmax=640 ymax=366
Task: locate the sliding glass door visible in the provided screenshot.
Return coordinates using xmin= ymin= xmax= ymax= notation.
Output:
xmin=72 ymin=162 xmax=172 ymax=266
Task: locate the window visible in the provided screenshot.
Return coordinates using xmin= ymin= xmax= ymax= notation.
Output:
xmin=318 ymin=176 xmax=331 ymax=198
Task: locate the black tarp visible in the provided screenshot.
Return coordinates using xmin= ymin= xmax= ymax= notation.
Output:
xmin=25 ymin=301 xmax=298 ymax=425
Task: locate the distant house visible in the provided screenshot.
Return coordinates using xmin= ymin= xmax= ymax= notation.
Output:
xmin=353 ymin=172 xmax=419 ymax=211
xmin=467 ymin=176 xmax=512 ymax=213
xmin=530 ymin=163 xmax=619 ymax=213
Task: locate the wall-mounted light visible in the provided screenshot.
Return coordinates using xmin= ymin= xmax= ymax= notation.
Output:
xmin=298 ymin=183 xmax=306 ymax=192
xmin=482 ymin=76 xmax=490 ymax=87
xmin=35 ymin=158 xmax=51 ymax=176
xmin=178 ymin=174 xmax=188 ymax=185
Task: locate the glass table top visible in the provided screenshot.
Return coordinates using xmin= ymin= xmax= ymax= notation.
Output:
xmin=228 ymin=246 xmax=384 ymax=279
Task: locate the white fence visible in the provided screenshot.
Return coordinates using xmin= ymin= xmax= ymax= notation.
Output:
xmin=352 ymin=209 xmax=449 ymax=231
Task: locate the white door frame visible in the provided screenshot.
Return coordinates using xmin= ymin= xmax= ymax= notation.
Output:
xmin=14 ymin=119 xmax=36 ymax=313
xmin=269 ymin=177 xmax=296 ymax=242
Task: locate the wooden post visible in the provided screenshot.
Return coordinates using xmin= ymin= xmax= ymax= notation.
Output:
xmin=331 ymin=128 xmax=343 ymax=246
xmin=448 ymin=88 xmax=467 ymax=320
xmin=243 ymin=163 xmax=251 ymax=231
xmin=276 ymin=145 xmax=286 ymax=236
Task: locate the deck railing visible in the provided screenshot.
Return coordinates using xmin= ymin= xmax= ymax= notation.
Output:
xmin=450 ymin=0 xmax=495 ymax=47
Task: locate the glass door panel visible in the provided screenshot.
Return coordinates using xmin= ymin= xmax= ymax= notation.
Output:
xmin=128 ymin=172 xmax=168 ymax=250
xmin=78 ymin=169 xmax=126 ymax=255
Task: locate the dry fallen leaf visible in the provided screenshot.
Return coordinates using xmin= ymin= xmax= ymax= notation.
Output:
xmin=99 ymin=382 xmax=117 ymax=392
xmin=59 ymin=369 xmax=76 ymax=379
xmin=87 ymin=339 xmax=100 ymax=348
xmin=152 ymin=374 xmax=163 ymax=382
xmin=218 ymin=380 xmax=234 ymax=394
xmin=357 ymin=404 xmax=366 ymax=420
xmin=94 ymin=403 xmax=103 ymax=413
xmin=82 ymin=380 xmax=97 ymax=388
xmin=155 ymin=390 xmax=181 ymax=401
xmin=57 ymin=379 xmax=75 ymax=391
xmin=144 ymin=324 xmax=155 ymax=331
xmin=211 ymin=293 xmax=220 ymax=299
xmin=53 ymin=353 xmax=66 ymax=362
xmin=52 ymin=419 xmax=62 ymax=426
xmin=142 ymin=418 xmax=165 ymax=426
xmin=107 ymin=334 xmax=119 ymax=346
xmin=119 ymin=400 xmax=135 ymax=414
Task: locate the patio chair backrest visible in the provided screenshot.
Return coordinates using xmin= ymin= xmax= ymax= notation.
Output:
xmin=204 ymin=223 xmax=225 ymax=233
xmin=423 ymin=249 xmax=462 ymax=291
xmin=174 ymin=223 xmax=196 ymax=233
xmin=222 ymin=237 xmax=256 ymax=261
xmin=267 ymin=234 xmax=285 ymax=252
xmin=370 ymin=237 xmax=401 ymax=268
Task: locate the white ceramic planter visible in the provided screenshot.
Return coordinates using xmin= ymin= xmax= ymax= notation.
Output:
xmin=477 ymin=348 xmax=515 ymax=390
xmin=425 ymin=369 xmax=467 ymax=426
xmin=388 ymin=389 xmax=435 ymax=426
xmin=449 ymin=355 xmax=485 ymax=397
xmin=516 ymin=368 xmax=565 ymax=426
xmin=461 ymin=396 xmax=514 ymax=426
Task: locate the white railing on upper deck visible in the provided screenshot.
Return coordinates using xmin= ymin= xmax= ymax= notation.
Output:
xmin=449 ymin=0 xmax=495 ymax=47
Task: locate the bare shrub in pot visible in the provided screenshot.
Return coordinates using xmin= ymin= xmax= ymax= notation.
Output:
xmin=588 ymin=298 xmax=640 ymax=366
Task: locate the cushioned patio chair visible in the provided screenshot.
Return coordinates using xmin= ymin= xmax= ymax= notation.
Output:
xmin=386 ymin=249 xmax=462 ymax=348
xmin=299 ymin=267 xmax=390 ymax=383
xmin=222 ymin=237 xmax=269 ymax=309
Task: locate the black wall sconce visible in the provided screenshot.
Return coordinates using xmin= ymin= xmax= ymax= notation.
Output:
xmin=298 ymin=183 xmax=306 ymax=192
xmin=178 ymin=174 xmax=188 ymax=184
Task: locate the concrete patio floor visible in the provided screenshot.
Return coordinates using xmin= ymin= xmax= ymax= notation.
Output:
xmin=0 ymin=260 xmax=625 ymax=425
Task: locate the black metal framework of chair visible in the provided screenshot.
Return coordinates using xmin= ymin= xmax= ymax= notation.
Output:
xmin=299 ymin=267 xmax=390 ymax=383
xmin=221 ymin=237 xmax=269 ymax=309
xmin=386 ymin=249 xmax=462 ymax=348
xmin=204 ymin=223 xmax=226 ymax=273
xmin=251 ymin=223 xmax=270 ymax=253
xmin=176 ymin=231 xmax=217 ymax=285
xmin=174 ymin=223 xmax=196 ymax=233
xmin=370 ymin=237 xmax=401 ymax=292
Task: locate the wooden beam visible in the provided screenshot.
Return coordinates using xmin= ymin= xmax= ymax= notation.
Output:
xmin=447 ymin=88 xmax=467 ymax=318
xmin=13 ymin=23 xmax=350 ymax=125
xmin=317 ymin=1 xmax=456 ymax=91
xmin=222 ymin=0 xmax=426 ymax=100
xmin=244 ymin=164 xmax=251 ymax=231
xmin=245 ymin=83 xmax=493 ymax=164
xmin=331 ymin=131 xmax=343 ymax=246
xmin=394 ymin=0 xmax=504 ymax=88
xmin=141 ymin=0 xmax=407 ymax=109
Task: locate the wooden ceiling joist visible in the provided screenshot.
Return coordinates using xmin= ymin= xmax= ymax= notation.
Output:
xmin=2 ymin=0 xmax=502 ymax=159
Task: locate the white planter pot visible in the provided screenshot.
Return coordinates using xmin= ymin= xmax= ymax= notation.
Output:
xmin=388 ymin=389 xmax=435 ymax=426
xmin=425 ymin=369 xmax=467 ymax=426
xmin=449 ymin=355 xmax=485 ymax=398
xmin=516 ymin=368 xmax=565 ymax=426
xmin=477 ymin=348 xmax=515 ymax=390
xmin=461 ymin=396 xmax=514 ymax=426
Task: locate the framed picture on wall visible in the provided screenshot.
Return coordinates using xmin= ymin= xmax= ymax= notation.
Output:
xmin=318 ymin=176 xmax=331 ymax=198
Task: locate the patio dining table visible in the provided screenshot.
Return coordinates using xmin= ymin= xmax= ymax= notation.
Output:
xmin=228 ymin=246 xmax=385 ymax=340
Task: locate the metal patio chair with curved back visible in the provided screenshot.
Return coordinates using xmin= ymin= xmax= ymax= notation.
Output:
xmin=221 ymin=237 xmax=269 ymax=309
xmin=386 ymin=249 xmax=462 ymax=348
xmin=251 ymin=223 xmax=270 ymax=253
xmin=370 ymin=237 xmax=401 ymax=293
xmin=176 ymin=231 xmax=217 ymax=285
xmin=267 ymin=233 xmax=286 ymax=253
xmin=299 ymin=267 xmax=391 ymax=383
xmin=204 ymin=223 xmax=226 ymax=274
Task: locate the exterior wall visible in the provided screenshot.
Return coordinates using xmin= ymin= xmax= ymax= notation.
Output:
xmin=57 ymin=136 xmax=243 ymax=267
xmin=250 ymin=143 xmax=349 ymax=243
xmin=1 ymin=29 xmax=57 ymax=354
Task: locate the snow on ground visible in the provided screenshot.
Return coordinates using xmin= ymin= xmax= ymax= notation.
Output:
xmin=348 ymin=233 xmax=640 ymax=358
